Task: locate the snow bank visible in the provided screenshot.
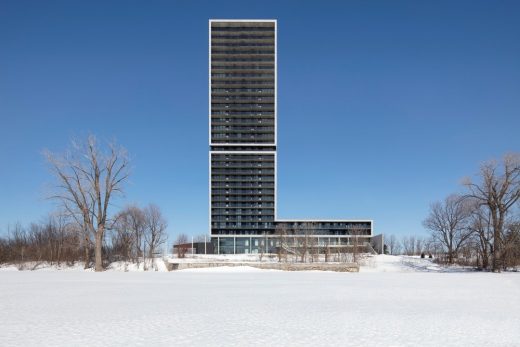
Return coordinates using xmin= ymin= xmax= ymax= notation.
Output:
xmin=360 ymin=254 xmax=476 ymax=273
xmin=0 ymin=259 xmax=170 ymax=272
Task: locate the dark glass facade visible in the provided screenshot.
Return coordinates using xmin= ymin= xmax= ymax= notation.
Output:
xmin=210 ymin=20 xmax=275 ymax=145
xmin=210 ymin=20 xmax=276 ymax=240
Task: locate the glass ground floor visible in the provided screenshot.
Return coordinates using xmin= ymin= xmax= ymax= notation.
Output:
xmin=211 ymin=235 xmax=373 ymax=254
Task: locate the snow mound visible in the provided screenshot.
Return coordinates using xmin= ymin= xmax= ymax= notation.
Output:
xmin=360 ymin=255 xmax=473 ymax=273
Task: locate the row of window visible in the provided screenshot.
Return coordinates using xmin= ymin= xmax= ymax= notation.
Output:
xmin=212 ymin=73 xmax=274 ymax=78
xmin=212 ymin=202 xmax=275 ymax=208
xmin=212 ymin=222 xmax=274 ymax=228
xmin=210 ymin=185 xmax=274 ymax=191
xmin=278 ymin=222 xmax=372 ymax=229
xmin=212 ymin=125 xmax=274 ymax=130
xmin=211 ymin=161 xmax=274 ymax=165
xmin=211 ymin=158 xmax=275 ymax=164
xmin=212 ymin=129 xmax=274 ymax=135
xmin=212 ymin=66 xmax=274 ymax=71
xmin=211 ymin=230 xmax=275 ymax=236
xmin=212 ymin=184 xmax=274 ymax=189
xmin=212 ymin=96 xmax=274 ymax=101
xmin=212 ymin=161 xmax=274 ymax=166
xmin=212 ymin=134 xmax=274 ymax=139
xmin=212 ymin=110 xmax=273 ymax=115
xmin=214 ymin=104 xmax=273 ymax=109
xmin=212 ymin=197 xmax=275 ymax=202
xmin=211 ymin=112 xmax=273 ymax=117
xmin=211 ymin=174 xmax=274 ymax=180
xmin=212 ymin=111 xmax=273 ymax=116
xmin=212 ymin=188 xmax=274 ymax=193
xmin=211 ymin=157 xmax=275 ymax=162
xmin=212 ymin=81 xmax=273 ymax=86
xmin=210 ymin=145 xmax=276 ymax=151
xmin=212 ymin=57 xmax=274 ymax=62
xmin=211 ymin=26 xmax=274 ymax=31
xmin=211 ymin=105 xmax=274 ymax=111
xmin=211 ymin=99 xmax=274 ymax=104
xmin=212 ymin=121 xmax=273 ymax=126
xmin=212 ymin=104 xmax=273 ymax=109
xmin=212 ymin=216 xmax=275 ymax=222
xmin=212 ymin=170 xmax=275 ymax=175
xmin=211 ymin=184 xmax=274 ymax=188
xmin=211 ymin=121 xmax=274 ymax=125
xmin=212 ymin=41 xmax=273 ymax=46
xmin=212 ymin=154 xmax=274 ymax=159
xmin=211 ymin=48 xmax=274 ymax=55
xmin=212 ymin=111 xmax=274 ymax=116
xmin=213 ymin=208 xmax=274 ymax=214
xmin=213 ymin=157 xmax=272 ymax=162
xmin=211 ymin=114 xmax=274 ymax=119
xmin=212 ymin=88 xmax=274 ymax=93
xmin=211 ymin=174 xmax=274 ymax=179
xmin=212 ymin=140 xmax=275 ymax=144
xmin=212 ymin=231 xmax=371 ymax=238
xmin=212 ymin=87 xmax=273 ymax=91
xmin=211 ymin=35 xmax=274 ymax=39
xmin=211 ymin=176 xmax=274 ymax=181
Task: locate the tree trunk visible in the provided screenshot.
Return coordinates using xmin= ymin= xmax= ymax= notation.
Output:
xmin=492 ymin=217 xmax=503 ymax=273
xmin=94 ymin=230 xmax=103 ymax=272
xmin=481 ymin=243 xmax=489 ymax=269
xmin=84 ymin=236 xmax=90 ymax=269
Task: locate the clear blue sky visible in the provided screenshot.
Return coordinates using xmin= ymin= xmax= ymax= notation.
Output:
xmin=1 ymin=0 xmax=519 ymax=240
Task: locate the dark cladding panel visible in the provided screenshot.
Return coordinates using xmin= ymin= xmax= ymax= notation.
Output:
xmin=210 ymin=21 xmax=276 ymax=145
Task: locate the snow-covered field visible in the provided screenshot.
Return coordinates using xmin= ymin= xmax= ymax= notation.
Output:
xmin=1 ymin=256 xmax=519 ymax=346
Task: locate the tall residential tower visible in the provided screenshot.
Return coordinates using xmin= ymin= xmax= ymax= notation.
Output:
xmin=210 ymin=20 xmax=378 ymax=254
xmin=210 ymin=20 xmax=276 ymax=253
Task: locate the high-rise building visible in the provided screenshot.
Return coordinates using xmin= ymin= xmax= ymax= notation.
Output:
xmin=210 ymin=19 xmax=379 ymax=254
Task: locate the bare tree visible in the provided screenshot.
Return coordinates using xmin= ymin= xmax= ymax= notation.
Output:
xmin=503 ymin=219 xmax=520 ymax=268
xmin=309 ymin=234 xmax=319 ymax=263
xmin=258 ymin=232 xmax=266 ymax=261
xmin=401 ymin=235 xmax=415 ymax=256
xmin=423 ymin=237 xmax=435 ymax=257
xmin=415 ymin=237 xmax=424 ymax=256
xmin=467 ymin=205 xmax=493 ymax=269
xmin=350 ymin=227 xmax=364 ymax=263
xmin=114 ymin=205 xmax=145 ymax=264
xmin=144 ymin=204 xmax=167 ymax=268
xmin=174 ymin=234 xmax=189 ymax=258
xmin=324 ymin=238 xmax=331 ymax=262
xmin=387 ymin=234 xmax=397 ymax=255
xmin=463 ymin=153 xmax=520 ymax=272
xmin=423 ymin=195 xmax=473 ymax=264
xmin=275 ymin=224 xmax=288 ymax=262
xmin=44 ymin=135 xmax=130 ymax=271
xmin=391 ymin=235 xmax=403 ymax=255
xmin=295 ymin=222 xmax=314 ymax=263
xmin=409 ymin=235 xmax=416 ymax=256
